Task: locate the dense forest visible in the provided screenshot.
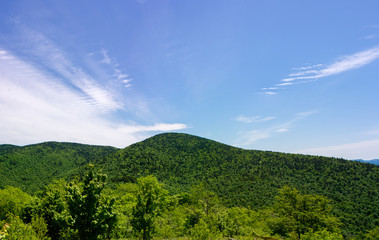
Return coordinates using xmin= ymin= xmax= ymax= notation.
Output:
xmin=0 ymin=133 xmax=378 ymax=239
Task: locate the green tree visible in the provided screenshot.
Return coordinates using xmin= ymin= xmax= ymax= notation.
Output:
xmin=30 ymin=215 xmax=51 ymax=240
xmin=28 ymin=179 xmax=68 ymax=240
xmin=221 ymin=207 xmax=253 ymax=238
xmin=190 ymin=218 xmax=213 ymax=240
xmin=130 ymin=175 xmax=167 ymax=240
xmin=184 ymin=184 xmax=223 ymax=238
xmin=0 ymin=186 xmax=33 ymax=220
xmin=66 ymin=165 xmax=117 ymax=240
xmin=0 ymin=214 xmax=39 ymax=240
xmin=270 ymin=186 xmax=341 ymax=239
xmin=365 ymin=226 xmax=379 ymax=240
xmin=300 ymin=229 xmax=344 ymax=240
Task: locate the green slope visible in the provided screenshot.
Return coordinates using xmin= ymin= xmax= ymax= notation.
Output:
xmin=0 ymin=133 xmax=378 ymax=236
xmin=102 ymin=133 xmax=379 ymax=236
xmin=0 ymin=142 xmax=118 ymax=193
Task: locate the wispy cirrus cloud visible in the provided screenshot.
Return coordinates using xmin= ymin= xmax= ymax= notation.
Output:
xmin=92 ymin=48 xmax=133 ymax=89
xmin=261 ymin=46 xmax=379 ymax=94
xmin=235 ymin=115 xmax=276 ymax=123
xmin=292 ymin=64 xmax=323 ymax=71
xmin=234 ymin=111 xmax=316 ymax=147
xmin=20 ymin=27 xmax=122 ymax=111
xmin=362 ymin=34 xmax=377 ymax=40
xmin=0 ymin=26 xmax=187 ymax=147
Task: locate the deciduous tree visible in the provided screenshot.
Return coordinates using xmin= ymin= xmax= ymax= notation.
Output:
xmin=130 ymin=175 xmax=167 ymax=240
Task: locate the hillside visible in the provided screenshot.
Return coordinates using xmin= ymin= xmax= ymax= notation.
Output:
xmin=353 ymin=159 xmax=379 ymax=165
xmin=0 ymin=133 xmax=378 ymax=237
xmin=0 ymin=141 xmax=118 ymax=192
xmin=102 ymin=133 xmax=378 ymax=237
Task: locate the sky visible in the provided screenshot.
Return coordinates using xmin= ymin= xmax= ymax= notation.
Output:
xmin=1 ymin=0 xmax=379 ymax=160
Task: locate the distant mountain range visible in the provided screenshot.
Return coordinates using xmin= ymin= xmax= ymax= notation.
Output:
xmin=352 ymin=159 xmax=379 ymax=165
xmin=0 ymin=133 xmax=378 ymax=237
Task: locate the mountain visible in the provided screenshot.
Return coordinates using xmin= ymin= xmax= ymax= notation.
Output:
xmin=353 ymin=159 xmax=379 ymax=165
xmin=0 ymin=133 xmax=378 ymax=236
xmin=0 ymin=141 xmax=118 ymax=192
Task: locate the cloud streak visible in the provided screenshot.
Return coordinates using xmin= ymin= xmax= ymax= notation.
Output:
xmin=0 ymin=47 xmax=187 ymax=147
xmin=95 ymin=48 xmax=133 ymax=89
xmin=235 ymin=115 xmax=276 ymax=123
xmin=262 ymin=46 xmax=379 ymax=94
xmin=20 ymin=27 xmax=122 ymax=111
xmin=234 ymin=111 xmax=316 ymax=147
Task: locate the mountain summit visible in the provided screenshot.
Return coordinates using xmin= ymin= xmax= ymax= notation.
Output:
xmin=0 ymin=132 xmax=378 ymax=236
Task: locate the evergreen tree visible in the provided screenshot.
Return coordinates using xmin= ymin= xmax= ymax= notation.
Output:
xmin=66 ymin=164 xmax=116 ymax=240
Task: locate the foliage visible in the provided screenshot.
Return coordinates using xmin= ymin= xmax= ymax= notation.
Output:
xmin=269 ymin=186 xmax=341 ymax=238
xmin=364 ymin=226 xmax=379 ymax=240
xmin=300 ymin=229 xmax=344 ymax=240
xmin=131 ymin=175 xmax=168 ymax=240
xmin=103 ymin=133 xmax=378 ymax=238
xmin=30 ymin=215 xmax=51 ymax=240
xmin=66 ymin=165 xmax=117 ymax=240
xmin=220 ymin=207 xmax=254 ymax=238
xmin=0 ymin=142 xmax=117 ymax=193
xmin=0 ymin=214 xmax=39 ymax=240
xmin=190 ymin=218 xmax=216 ymax=240
xmin=23 ymin=179 xmax=69 ymax=240
xmin=0 ymin=186 xmax=34 ymax=221
xmin=1 ymin=132 xmax=378 ymax=238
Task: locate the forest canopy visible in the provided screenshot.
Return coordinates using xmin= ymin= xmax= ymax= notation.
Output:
xmin=0 ymin=133 xmax=378 ymax=239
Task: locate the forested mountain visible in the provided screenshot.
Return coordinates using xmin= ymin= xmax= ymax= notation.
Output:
xmin=0 ymin=142 xmax=117 ymax=192
xmin=353 ymin=159 xmax=379 ymax=166
xmin=0 ymin=133 xmax=378 ymax=238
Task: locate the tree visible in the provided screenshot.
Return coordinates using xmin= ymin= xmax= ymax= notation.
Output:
xmin=0 ymin=214 xmax=40 ymax=240
xmin=300 ymin=229 xmax=344 ymax=240
xmin=130 ymin=175 xmax=167 ymax=240
xmin=270 ymin=186 xmax=341 ymax=238
xmin=66 ymin=165 xmax=117 ymax=240
xmin=30 ymin=179 xmax=68 ymax=240
xmin=221 ymin=207 xmax=253 ymax=238
xmin=365 ymin=226 xmax=379 ymax=240
xmin=184 ymin=184 xmax=222 ymax=239
xmin=0 ymin=186 xmax=33 ymax=221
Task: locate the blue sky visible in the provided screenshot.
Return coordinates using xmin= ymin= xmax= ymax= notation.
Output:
xmin=1 ymin=0 xmax=379 ymax=160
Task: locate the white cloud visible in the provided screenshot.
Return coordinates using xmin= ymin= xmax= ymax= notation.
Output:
xmin=235 ymin=115 xmax=276 ymax=123
xmin=288 ymin=70 xmax=318 ymax=77
xmin=0 ymin=49 xmax=187 ymax=147
xmin=286 ymin=46 xmax=379 ymax=82
xmin=363 ymin=34 xmax=377 ymax=40
xmin=276 ymin=128 xmax=289 ymax=132
xmin=100 ymin=48 xmax=112 ymax=64
xmin=296 ymin=110 xmax=318 ymax=117
xmin=234 ymin=111 xmax=316 ymax=147
xmin=296 ymin=139 xmax=379 ymax=160
xmin=262 ymin=87 xmax=278 ymax=90
xmin=263 ymin=46 xmax=379 ymax=93
xmin=89 ymin=47 xmax=133 ymax=89
xmin=275 ymin=82 xmax=293 ymax=86
xmin=234 ymin=130 xmax=271 ymax=147
xmin=19 ymin=28 xmax=121 ymax=111
xmin=264 ymin=91 xmax=277 ymax=95
xmin=292 ymin=64 xmax=322 ymax=70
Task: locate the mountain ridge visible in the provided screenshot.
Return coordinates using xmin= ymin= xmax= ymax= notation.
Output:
xmin=0 ymin=132 xmax=378 ymax=236
xmin=353 ymin=158 xmax=379 ymax=165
